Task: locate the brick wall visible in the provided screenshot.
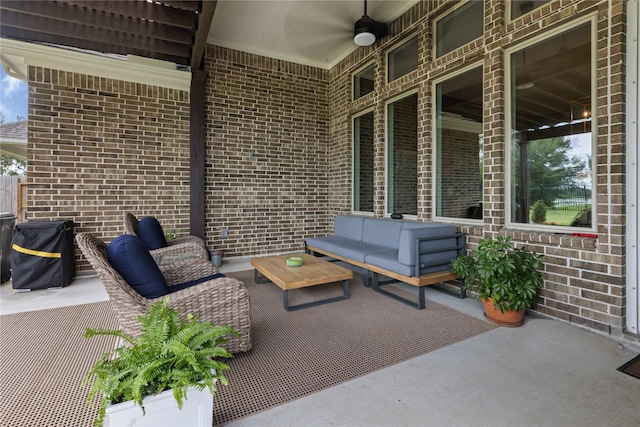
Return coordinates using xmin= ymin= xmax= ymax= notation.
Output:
xmin=203 ymin=46 xmax=331 ymax=258
xmin=440 ymin=129 xmax=481 ymax=218
xmin=23 ymin=0 xmax=631 ymax=339
xmin=27 ymin=67 xmax=191 ymax=271
xmin=325 ymin=0 xmax=629 ymax=337
xmin=355 ymin=111 xmax=375 ymax=212
xmin=389 ymin=93 xmax=418 ymax=215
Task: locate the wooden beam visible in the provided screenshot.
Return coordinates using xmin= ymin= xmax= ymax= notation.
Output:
xmin=0 ymin=25 xmax=189 ymax=65
xmin=190 ymin=69 xmax=207 ymax=239
xmin=70 ymin=0 xmax=196 ymax=28
xmin=191 ymin=1 xmax=217 ymax=71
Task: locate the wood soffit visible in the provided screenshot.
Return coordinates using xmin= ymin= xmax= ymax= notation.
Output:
xmin=0 ymin=0 xmax=216 ymax=70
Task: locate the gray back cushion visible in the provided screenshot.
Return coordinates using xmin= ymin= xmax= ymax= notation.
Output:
xmin=362 ymin=218 xmax=403 ymax=249
xmin=334 ymin=215 xmax=364 ymax=241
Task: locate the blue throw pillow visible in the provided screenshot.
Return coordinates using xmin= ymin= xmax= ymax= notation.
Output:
xmin=107 ymin=234 xmax=169 ymax=298
xmin=137 ymin=217 xmax=168 ymax=250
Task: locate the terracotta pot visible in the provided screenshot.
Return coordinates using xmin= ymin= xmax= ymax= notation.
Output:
xmin=481 ymin=298 xmax=525 ymax=327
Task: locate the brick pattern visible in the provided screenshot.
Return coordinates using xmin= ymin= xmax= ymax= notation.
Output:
xmin=440 ymin=129 xmax=481 ymax=218
xmin=325 ymin=0 xmax=628 ymax=337
xmin=24 ymin=0 xmax=631 ymax=339
xmin=27 ymin=67 xmax=191 ymax=271
xmin=355 ymin=111 xmax=375 ymax=213
xmin=388 ymin=93 xmax=418 ymax=215
xmin=204 ymin=46 xmax=330 ymax=258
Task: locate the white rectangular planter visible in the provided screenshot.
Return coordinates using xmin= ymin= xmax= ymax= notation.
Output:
xmin=104 ymin=385 xmax=213 ymax=427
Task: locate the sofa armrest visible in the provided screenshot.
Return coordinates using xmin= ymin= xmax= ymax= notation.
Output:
xmin=398 ymin=225 xmax=457 ymax=265
xmin=413 ymin=233 xmax=465 ymax=277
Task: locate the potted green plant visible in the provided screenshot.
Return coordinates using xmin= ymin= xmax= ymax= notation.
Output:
xmin=83 ymin=298 xmax=239 ymax=427
xmin=451 ymin=235 xmax=544 ymax=327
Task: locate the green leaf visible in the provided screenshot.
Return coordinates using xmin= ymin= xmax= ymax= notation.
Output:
xmin=82 ymin=297 xmax=237 ymax=426
xmin=450 ymin=235 xmax=544 ymax=314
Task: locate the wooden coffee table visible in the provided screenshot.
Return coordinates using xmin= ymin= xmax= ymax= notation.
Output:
xmin=251 ymin=253 xmax=353 ymax=311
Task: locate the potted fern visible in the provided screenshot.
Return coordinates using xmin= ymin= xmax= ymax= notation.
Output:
xmin=83 ymin=298 xmax=239 ymax=427
xmin=451 ymin=235 xmax=544 ymax=327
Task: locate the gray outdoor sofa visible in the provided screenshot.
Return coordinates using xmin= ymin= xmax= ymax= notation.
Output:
xmin=305 ymin=215 xmax=466 ymax=309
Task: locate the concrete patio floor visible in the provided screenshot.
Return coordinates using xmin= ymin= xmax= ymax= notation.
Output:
xmin=1 ymin=261 xmax=639 ymax=427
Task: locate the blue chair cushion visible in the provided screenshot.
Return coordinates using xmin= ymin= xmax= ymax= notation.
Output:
xmin=169 ymin=273 xmax=226 ymax=294
xmin=107 ymin=234 xmax=169 ymax=298
xmin=137 ymin=217 xmax=167 ymax=250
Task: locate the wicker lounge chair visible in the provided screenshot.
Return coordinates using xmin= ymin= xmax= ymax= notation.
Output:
xmin=76 ymin=232 xmax=252 ymax=353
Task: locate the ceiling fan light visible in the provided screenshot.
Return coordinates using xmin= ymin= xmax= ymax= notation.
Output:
xmin=354 ymin=31 xmax=376 ymax=46
xmin=516 ymin=81 xmax=534 ymax=90
xmin=354 ymin=16 xmax=377 ymax=46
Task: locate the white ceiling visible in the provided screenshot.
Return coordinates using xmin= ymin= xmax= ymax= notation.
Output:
xmin=208 ymin=0 xmax=420 ymax=69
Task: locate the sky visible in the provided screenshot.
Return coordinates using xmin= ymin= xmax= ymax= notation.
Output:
xmin=0 ymin=67 xmax=28 ymax=123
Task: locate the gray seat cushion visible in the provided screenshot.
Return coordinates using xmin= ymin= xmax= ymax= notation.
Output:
xmin=306 ymin=236 xmax=390 ymax=263
xmin=365 ymin=251 xmax=453 ymax=277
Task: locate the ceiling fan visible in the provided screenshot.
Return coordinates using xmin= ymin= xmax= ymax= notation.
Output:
xmin=353 ymin=0 xmax=389 ymax=46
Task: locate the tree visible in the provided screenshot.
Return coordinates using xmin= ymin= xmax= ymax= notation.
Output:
xmin=515 ymin=136 xmax=588 ymax=208
xmin=531 ymin=199 xmax=547 ymax=224
xmin=0 ymin=112 xmax=27 ymax=175
xmin=1 ymin=154 xmax=27 ymax=175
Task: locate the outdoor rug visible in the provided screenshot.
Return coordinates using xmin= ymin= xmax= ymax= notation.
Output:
xmin=0 ymin=301 xmax=118 ymax=427
xmin=617 ymin=353 xmax=640 ymax=380
xmin=214 ymin=270 xmax=495 ymax=425
xmin=0 ymin=271 xmax=496 ymax=427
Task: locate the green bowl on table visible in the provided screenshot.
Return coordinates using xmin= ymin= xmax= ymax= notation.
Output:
xmin=286 ymin=256 xmax=304 ymax=267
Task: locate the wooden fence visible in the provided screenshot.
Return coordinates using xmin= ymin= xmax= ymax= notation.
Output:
xmin=0 ymin=176 xmax=26 ymax=221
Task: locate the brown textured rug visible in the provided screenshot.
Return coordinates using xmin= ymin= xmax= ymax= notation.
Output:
xmin=617 ymin=353 xmax=640 ymax=380
xmin=214 ymin=270 xmax=495 ymax=426
xmin=0 ymin=271 xmax=495 ymax=427
xmin=0 ymin=301 xmax=118 ymax=427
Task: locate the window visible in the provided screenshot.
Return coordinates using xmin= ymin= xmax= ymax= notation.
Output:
xmin=507 ymin=20 xmax=594 ymax=229
xmin=509 ymin=1 xmax=551 ymax=20
xmin=387 ymin=36 xmax=418 ymax=82
xmin=435 ymin=1 xmax=483 ymax=57
xmin=353 ymin=111 xmax=375 ymax=213
xmin=434 ymin=66 xmax=483 ymax=220
xmin=387 ymin=93 xmax=417 ymax=216
xmin=354 ymin=63 xmax=375 ymax=100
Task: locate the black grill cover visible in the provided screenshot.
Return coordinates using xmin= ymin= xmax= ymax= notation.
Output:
xmin=11 ymin=220 xmax=75 ymax=290
xmin=1 ymin=213 xmax=16 ymax=283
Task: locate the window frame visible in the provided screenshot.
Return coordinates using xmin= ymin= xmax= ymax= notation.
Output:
xmin=385 ymin=34 xmax=419 ymax=84
xmin=431 ymin=61 xmax=484 ymax=224
xmin=352 ymin=107 xmax=376 ymax=216
xmin=504 ymin=15 xmax=597 ymax=233
xmin=433 ymin=0 xmax=483 ymax=59
xmin=384 ymin=90 xmax=419 ymax=218
xmin=353 ymin=61 xmax=376 ymax=101
xmin=507 ymin=1 xmax=552 ymax=22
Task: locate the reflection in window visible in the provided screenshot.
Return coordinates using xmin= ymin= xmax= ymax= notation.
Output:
xmin=435 ymin=66 xmax=483 ymax=220
xmin=435 ymin=1 xmax=483 ymax=57
xmin=353 ymin=112 xmax=374 ymax=213
xmin=510 ymin=0 xmax=551 ymax=20
xmin=354 ymin=64 xmax=375 ymax=100
xmin=509 ymin=21 xmax=593 ymax=228
xmin=387 ymin=93 xmax=417 ymax=215
xmin=388 ymin=36 xmax=418 ymax=82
